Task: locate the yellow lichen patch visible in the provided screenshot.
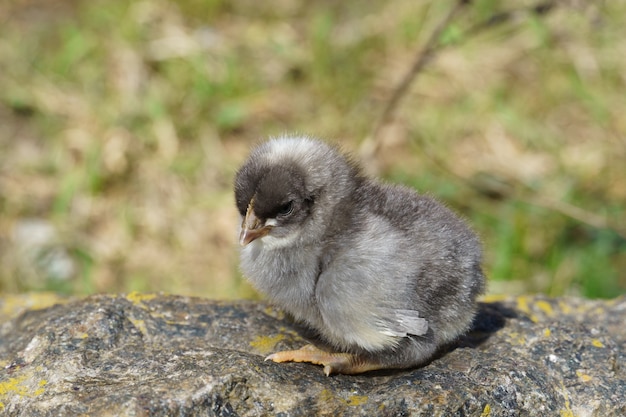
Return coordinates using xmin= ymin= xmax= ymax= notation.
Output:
xmin=591 ymin=339 xmax=604 ymax=348
xmin=126 ymin=292 xmax=157 ymax=305
xmin=128 ymin=317 xmax=148 ymax=336
xmin=277 ymin=326 xmax=300 ymax=338
xmin=0 ymin=292 xmax=71 ymax=322
xmin=557 ymin=301 xmax=573 ymax=315
xmin=507 ymin=332 xmax=526 ymax=345
xmin=263 ymin=306 xmax=285 ymax=320
xmin=516 ymin=296 xmax=539 ymax=322
xmin=516 ymin=296 xmax=531 ymax=314
xmin=543 ymin=328 xmax=551 ymax=337
xmin=33 ymin=380 xmax=47 ymax=396
xmin=249 ymin=334 xmax=285 ymax=355
xmin=558 ymin=380 xmax=575 ymax=417
xmin=0 ymin=376 xmax=29 ymax=396
xmin=576 ymin=370 xmax=592 ymax=383
xmin=480 ymin=404 xmax=491 ymax=417
xmin=480 ymin=294 xmax=509 ymax=303
xmin=0 ymin=375 xmax=46 ymax=399
xmin=535 ymin=300 xmax=553 ymax=316
xmin=318 ymin=389 xmax=368 ymax=407
xmin=318 ymin=389 xmax=335 ymax=404
xmin=346 ymin=395 xmax=368 ymax=406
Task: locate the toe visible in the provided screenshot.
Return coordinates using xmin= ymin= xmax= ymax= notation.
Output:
xmin=264 ymin=345 xmax=384 ymax=375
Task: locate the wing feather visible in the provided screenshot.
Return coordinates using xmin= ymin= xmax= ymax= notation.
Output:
xmin=379 ymin=309 xmax=428 ymax=337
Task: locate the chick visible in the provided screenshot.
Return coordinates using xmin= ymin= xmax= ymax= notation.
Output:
xmin=235 ymin=136 xmax=485 ymax=375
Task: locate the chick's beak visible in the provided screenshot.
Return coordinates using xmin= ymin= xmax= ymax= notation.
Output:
xmin=239 ymin=201 xmax=272 ymax=246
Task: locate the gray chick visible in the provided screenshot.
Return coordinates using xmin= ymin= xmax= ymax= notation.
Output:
xmin=234 ymin=135 xmax=485 ymax=375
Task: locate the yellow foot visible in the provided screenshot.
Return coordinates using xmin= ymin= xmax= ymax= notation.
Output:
xmin=265 ymin=344 xmax=382 ymax=376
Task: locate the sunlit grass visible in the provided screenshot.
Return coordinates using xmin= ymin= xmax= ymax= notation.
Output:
xmin=0 ymin=0 xmax=623 ymax=299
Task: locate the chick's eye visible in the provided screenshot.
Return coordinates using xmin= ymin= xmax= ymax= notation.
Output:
xmin=277 ymin=201 xmax=294 ymax=217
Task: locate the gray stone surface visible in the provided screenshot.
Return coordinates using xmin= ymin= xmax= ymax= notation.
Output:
xmin=0 ymin=292 xmax=624 ymax=416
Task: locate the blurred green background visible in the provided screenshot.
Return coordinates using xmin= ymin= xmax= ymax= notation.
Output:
xmin=0 ymin=0 xmax=624 ymax=299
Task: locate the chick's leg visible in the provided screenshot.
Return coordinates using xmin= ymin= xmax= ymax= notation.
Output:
xmin=265 ymin=344 xmax=383 ymax=376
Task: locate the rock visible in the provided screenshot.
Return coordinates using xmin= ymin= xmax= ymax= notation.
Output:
xmin=0 ymin=292 xmax=624 ymax=416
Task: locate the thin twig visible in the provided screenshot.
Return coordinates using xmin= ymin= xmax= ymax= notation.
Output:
xmin=361 ymin=1 xmax=557 ymax=167
xmin=361 ymin=0 xmax=468 ymax=166
xmin=526 ymin=195 xmax=626 ymax=239
xmin=373 ymin=1 xmax=467 ymax=140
